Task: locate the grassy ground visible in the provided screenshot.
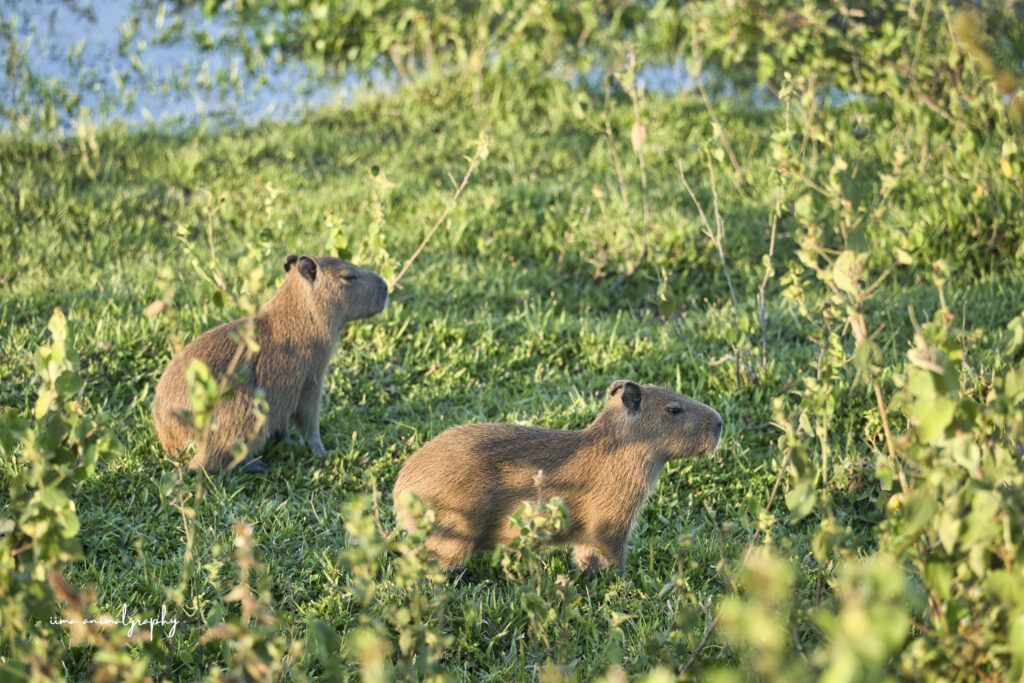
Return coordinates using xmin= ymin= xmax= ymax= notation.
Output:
xmin=2 ymin=68 xmax=1023 ymax=679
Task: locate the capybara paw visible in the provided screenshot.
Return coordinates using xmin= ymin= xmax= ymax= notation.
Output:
xmin=446 ymin=566 xmax=473 ymax=584
xmin=242 ymin=458 xmax=267 ymax=474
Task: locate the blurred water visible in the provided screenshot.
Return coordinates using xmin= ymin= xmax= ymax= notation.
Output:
xmin=0 ymin=0 xmax=393 ymax=133
xmin=577 ymin=58 xmax=697 ymax=97
xmin=1 ymin=0 xmax=701 ymax=135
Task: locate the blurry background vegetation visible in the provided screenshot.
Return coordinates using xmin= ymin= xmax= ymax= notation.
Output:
xmin=2 ymin=0 xmax=1024 ymax=680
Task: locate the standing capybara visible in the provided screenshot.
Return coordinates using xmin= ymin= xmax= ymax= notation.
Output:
xmin=153 ymin=254 xmax=387 ymax=472
xmin=393 ymin=380 xmax=722 ymax=574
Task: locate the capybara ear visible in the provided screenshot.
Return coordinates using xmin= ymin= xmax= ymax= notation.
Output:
xmin=297 ymin=255 xmax=318 ymax=283
xmin=620 ymin=382 xmax=642 ymax=413
xmin=284 ymin=254 xmax=299 ymax=272
xmin=609 ymin=379 xmax=643 ymax=413
xmin=608 ymin=379 xmax=633 ymax=396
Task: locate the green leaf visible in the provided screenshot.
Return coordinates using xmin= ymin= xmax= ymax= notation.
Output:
xmin=0 ymin=411 xmax=29 ymax=455
xmin=831 ymin=250 xmax=862 ymax=298
xmin=39 ymin=485 xmax=70 ymax=510
xmin=1011 ymin=612 xmax=1024 ymax=679
xmin=912 ymin=396 xmax=954 ymax=444
xmin=55 ymin=370 xmax=84 ymax=398
xmin=685 ymin=54 xmax=703 ymax=80
xmin=853 ymin=340 xmax=881 ymax=378
xmin=785 ymin=482 xmax=816 ymax=522
xmin=961 ymin=491 xmax=1001 ymax=549
xmin=159 ymin=470 xmax=180 ymax=497
xmin=923 ymin=560 xmax=953 ymax=601
xmin=1005 ymin=312 xmax=1024 ymax=361
xmin=756 ymin=53 xmax=775 ymax=84
xmin=847 ymin=224 xmax=869 ymax=252
xmin=59 ymin=508 xmax=81 ymax=538
xmin=900 ymin=493 xmax=939 ymax=540
xmin=34 ymin=388 xmax=57 ymax=420
xmin=894 ymin=246 xmax=915 ymax=264
xmin=935 ymin=511 xmax=961 ymax=554
xmin=793 ymin=194 xmax=813 ymax=221
xmin=307 ymin=618 xmax=340 ymax=663
xmin=19 ymin=516 xmax=51 ymax=540
xmin=811 ymin=520 xmax=847 ymax=563
xmin=983 ymin=570 xmax=1024 ymax=606
xmin=46 ymin=307 xmax=68 ymax=351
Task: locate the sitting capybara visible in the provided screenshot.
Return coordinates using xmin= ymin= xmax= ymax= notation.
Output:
xmin=153 ymin=254 xmax=387 ymax=472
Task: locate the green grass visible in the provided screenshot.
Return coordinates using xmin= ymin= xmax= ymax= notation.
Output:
xmin=2 ymin=67 xmax=1024 ymax=679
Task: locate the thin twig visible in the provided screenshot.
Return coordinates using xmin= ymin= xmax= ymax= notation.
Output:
xmin=849 ymin=296 xmax=909 ymax=497
xmin=696 ymin=80 xmax=746 ymax=192
xmin=742 ymin=449 xmax=793 ymax=568
xmin=785 ymin=168 xmax=831 ymax=198
xmin=390 ymin=138 xmax=486 ymax=288
xmin=757 ymin=186 xmax=781 ymax=368
xmin=872 ymin=379 xmax=909 ymax=495
xmin=705 ymin=158 xmax=737 ymax=308
xmin=205 ymin=204 xmax=220 ymax=267
xmin=907 ymin=0 xmax=933 ymax=89
xmin=626 ymin=50 xmax=650 ymax=276
xmin=679 ymin=597 xmax=716 ymax=676
xmin=797 ymin=72 xmax=818 ymax=164
xmin=369 ymin=476 xmax=390 ymax=540
xmin=602 ymin=80 xmax=635 ymax=270
xmin=703 ymin=499 xmax=730 ymax=583
xmin=678 ymin=158 xmax=738 ymax=309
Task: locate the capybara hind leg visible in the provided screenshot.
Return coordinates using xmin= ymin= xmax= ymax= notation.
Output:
xmin=426 ymin=536 xmax=474 ymax=571
xmin=572 ymin=543 xmax=622 ymax=576
xmin=572 ymin=544 xmax=604 ymax=575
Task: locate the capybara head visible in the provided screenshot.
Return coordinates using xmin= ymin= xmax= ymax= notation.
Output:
xmin=283 ymin=255 xmax=388 ymax=334
xmin=606 ymin=379 xmax=722 ymax=459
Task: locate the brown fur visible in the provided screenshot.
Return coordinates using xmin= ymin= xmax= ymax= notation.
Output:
xmin=392 ymin=380 xmax=722 ymax=574
xmin=152 ymin=255 xmax=388 ymax=472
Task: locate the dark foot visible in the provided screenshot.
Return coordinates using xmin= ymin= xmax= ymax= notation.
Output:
xmin=446 ymin=566 xmax=472 ymax=584
xmin=241 ymin=458 xmax=267 ymax=474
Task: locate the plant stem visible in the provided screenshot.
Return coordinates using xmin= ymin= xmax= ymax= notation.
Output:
xmin=872 ymin=378 xmax=909 ymax=495
xmin=697 ymin=80 xmax=746 ymax=191
xmin=391 ymin=137 xmax=485 ymax=288
xmin=758 ymin=186 xmax=781 ymax=369
xmin=602 ymin=80 xmax=635 ymax=271
xmin=678 ymin=159 xmax=739 ymax=309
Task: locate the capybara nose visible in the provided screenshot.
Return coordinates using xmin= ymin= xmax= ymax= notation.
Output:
xmin=713 ymin=415 xmax=723 ymax=440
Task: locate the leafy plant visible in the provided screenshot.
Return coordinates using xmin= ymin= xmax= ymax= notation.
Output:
xmin=342 ymin=492 xmax=454 ymax=681
xmin=884 ymin=305 xmax=1024 ymax=678
xmin=0 ymin=309 xmax=122 ymax=677
xmin=197 ymin=521 xmax=302 ymax=681
xmin=492 ymin=470 xmax=583 ymax=679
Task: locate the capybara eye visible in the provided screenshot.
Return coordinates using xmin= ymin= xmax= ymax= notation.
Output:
xmin=666 ymin=405 xmax=684 ymax=415
xmin=340 ymin=273 xmax=358 ymax=283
